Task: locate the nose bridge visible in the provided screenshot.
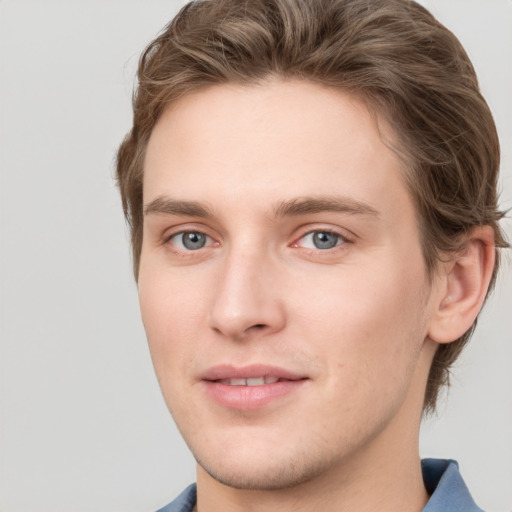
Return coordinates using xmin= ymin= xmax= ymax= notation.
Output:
xmin=208 ymin=241 xmax=285 ymax=339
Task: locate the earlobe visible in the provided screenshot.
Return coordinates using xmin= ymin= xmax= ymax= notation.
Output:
xmin=427 ymin=226 xmax=496 ymax=344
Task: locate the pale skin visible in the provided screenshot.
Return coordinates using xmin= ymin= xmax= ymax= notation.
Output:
xmin=138 ymin=79 xmax=495 ymax=512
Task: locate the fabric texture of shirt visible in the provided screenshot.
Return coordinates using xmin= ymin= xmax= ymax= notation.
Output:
xmin=155 ymin=458 xmax=483 ymax=512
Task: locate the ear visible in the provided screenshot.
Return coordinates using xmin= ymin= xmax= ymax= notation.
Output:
xmin=427 ymin=226 xmax=496 ymax=344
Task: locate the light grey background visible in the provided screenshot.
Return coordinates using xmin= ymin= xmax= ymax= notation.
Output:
xmin=0 ymin=1 xmax=511 ymax=511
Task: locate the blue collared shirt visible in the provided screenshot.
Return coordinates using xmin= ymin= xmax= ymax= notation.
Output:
xmin=156 ymin=458 xmax=484 ymax=512
xmin=422 ymin=459 xmax=483 ymax=512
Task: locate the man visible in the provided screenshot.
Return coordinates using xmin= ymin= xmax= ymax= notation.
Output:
xmin=116 ymin=0 xmax=508 ymax=510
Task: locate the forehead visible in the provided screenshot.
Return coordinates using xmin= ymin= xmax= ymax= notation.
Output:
xmin=143 ymin=79 xmax=412 ymax=223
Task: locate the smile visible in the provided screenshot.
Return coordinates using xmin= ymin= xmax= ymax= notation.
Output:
xmin=204 ymin=379 xmax=306 ymax=410
xmin=201 ymin=365 xmax=308 ymax=410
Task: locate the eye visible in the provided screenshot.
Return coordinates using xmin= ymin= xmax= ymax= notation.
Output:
xmin=298 ymin=230 xmax=344 ymax=250
xmin=169 ymin=231 xmax=213 ymax=251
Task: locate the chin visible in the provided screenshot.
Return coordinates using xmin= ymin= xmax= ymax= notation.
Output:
xmin=191 ymin=435 xmax=340 ymax=491
xmin=197 ymin=455 xmax=327 ymax=490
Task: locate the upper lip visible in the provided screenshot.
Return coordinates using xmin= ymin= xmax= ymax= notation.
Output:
xmin=201 ymin=364 xmax=306 ymax=381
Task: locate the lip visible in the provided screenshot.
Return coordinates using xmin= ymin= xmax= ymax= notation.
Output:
xmin=200 ymin=364 xmax=308 ymax=410
xmin=200 ymin=364 xmax=305 ymax=381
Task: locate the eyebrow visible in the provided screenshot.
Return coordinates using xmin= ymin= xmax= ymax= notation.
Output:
xmin=144 ymin=197 xmax=213 ymax=218
xmin=143 ymin=195 xmax=380 ymax=219
xmin=273 ymin=196 xmax=380 ymax=218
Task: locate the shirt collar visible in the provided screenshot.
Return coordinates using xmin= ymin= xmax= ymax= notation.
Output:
xmin=422 ymin=458 xmax=484 ymax=512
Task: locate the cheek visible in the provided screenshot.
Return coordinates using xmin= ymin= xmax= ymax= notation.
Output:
xmin=139 ymin=250 xmax=209 ymax=323
xmin=294 ymin=261 xmax=428 ymax=377
xmin=300 ymin=270 xmax=428 ymax=430
xmin=137 ymin=263 xmax=209 ymax=377
xmin=138 ymin=271 xmax=206 ymax=420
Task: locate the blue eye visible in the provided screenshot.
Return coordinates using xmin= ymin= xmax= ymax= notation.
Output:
xmin=171 ymin=231 xmax=210 ymax=250
xmin=300 ymin=231 xmax=342 ymax=250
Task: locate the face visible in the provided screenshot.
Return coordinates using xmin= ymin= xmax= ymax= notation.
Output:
xmin=139 ymin=80 xmax=439 ymax=490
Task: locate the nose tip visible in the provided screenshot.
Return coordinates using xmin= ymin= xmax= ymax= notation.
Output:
xmin=210 ymin=317 xmax=270 ymax=340
xmin=207 ymin=254 xmax=286 ymax=341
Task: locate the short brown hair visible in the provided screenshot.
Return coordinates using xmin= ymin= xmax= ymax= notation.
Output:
xmin=116 ymin=0 xmax=508 ymax=412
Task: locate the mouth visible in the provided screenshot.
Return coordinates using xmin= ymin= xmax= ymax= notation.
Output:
xmin=201 ymin=364 xmax=306 ymax=386
xmin=200 ymin=364 xmax=308 ymax=410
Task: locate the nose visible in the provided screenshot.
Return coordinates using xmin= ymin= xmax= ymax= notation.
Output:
xmin=208 ymin=247 xmax=286 ymax=341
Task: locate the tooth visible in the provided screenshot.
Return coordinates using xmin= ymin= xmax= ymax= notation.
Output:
xmin=246 ymin=377 xmax=265 ymax=386
xmin=217 ymin=377 xmax=280 ymax=386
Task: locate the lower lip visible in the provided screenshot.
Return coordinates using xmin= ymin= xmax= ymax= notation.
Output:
xmin=202 ymin=380 xmax=307 ymax=410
